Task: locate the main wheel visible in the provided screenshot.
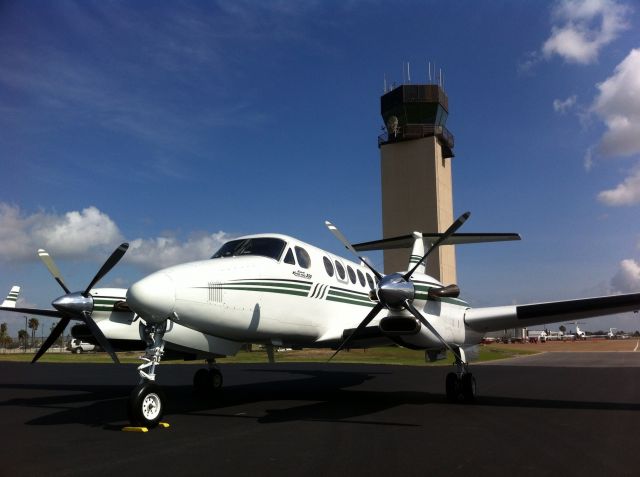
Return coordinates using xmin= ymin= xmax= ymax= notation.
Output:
xmin=128 ymin=382 xmax=165 ymax=428
xmin=73 ymin=348 xmax=82 ymax=354
xmin=193 ymin=368 xmax=223 ymax=395
xmin=209 ymin=368 xmax=223 ymax=389
xmin=445 ymin=372 xmax=459 ymax=402
xmin=461 ymin=373 xmax=477 ymax=403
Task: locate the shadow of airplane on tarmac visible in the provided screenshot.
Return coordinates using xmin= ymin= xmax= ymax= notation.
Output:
xmin=1 ymin=363 xmax=639 ymax=430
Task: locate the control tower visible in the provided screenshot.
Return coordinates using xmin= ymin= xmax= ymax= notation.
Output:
xmin=379 ymin=83 xmax=456 ymax=283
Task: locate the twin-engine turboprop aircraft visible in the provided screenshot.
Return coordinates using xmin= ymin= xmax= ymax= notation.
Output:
xmin=2 ymin=211 xmax=640 ymax=429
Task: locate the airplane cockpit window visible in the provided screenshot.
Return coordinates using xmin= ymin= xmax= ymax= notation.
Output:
xmin=323 ymin=256 xmax=334 ymax=277
xmin=347 ymin=265 xmax=356 ymax=284
xmin=283 ymin=248 xmax=296 ymax=265
xmin=295 ymin=246 xmax=311 ymax=269
xmin=211 ymin=238 xmax=286 ymax=261
xmin=335 ymin=260 xmax=346 ymax=280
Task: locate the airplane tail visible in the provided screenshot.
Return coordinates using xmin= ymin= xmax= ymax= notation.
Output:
xmin=408 ymin=231 xmax=426 ymax=274
xmin=1 ymin=286 xmax=20 ymax=308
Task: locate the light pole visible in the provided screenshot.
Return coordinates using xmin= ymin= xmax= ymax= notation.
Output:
xmin=24 ymin=316 xmax=28 ymax=353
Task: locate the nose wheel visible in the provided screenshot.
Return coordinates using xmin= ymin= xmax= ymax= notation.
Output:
xmin=128 ymin=381 xmax=166 ymax=428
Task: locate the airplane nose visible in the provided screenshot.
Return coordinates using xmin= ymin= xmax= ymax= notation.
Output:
xmin=127 ymin=272 xmax=176 ymax=323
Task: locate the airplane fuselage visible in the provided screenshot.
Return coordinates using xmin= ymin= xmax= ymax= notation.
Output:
xmin=126 ymin=233 xmax=484 ymax=355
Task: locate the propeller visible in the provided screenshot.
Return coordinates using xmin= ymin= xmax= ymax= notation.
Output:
xmin=326 ymin=212 xmax=470 ymax=361
xmin=32 ymin=243 xmax=129 ymax=364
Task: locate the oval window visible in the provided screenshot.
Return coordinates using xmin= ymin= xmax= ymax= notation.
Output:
xmin=366 ymin=273 xmax=375 ymax=290
xmin=347 ymin=266 xmax=356 ymax=284
xmin=323 ymin=256 xmax=334 ymax=277
xmin=295 ymin=247 xmax=311 ymax=269
xmin=357 ymin=269 xmax=365 ymax=287
xmin=335 ymin=260 xmax=346 ymax=280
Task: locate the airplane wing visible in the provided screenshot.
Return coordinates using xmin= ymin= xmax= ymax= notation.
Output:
xmin=465 ymin=293 xmax=640 ymax=332
xmin=353 ymin=232 xmax=521 ymax=251
xmin=0 ymin=306 xmax=63 ymax=318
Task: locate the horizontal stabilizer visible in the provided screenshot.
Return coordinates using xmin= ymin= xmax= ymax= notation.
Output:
xmin=354 ymin=233 xmax=521 ymax=252
xmin=465 ymin=292 xmax=640 ymax=332
xmin=1 ymin=286 xmax=20 ymax=308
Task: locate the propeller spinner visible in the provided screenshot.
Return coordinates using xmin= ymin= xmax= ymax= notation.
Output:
xmin=32 ymin=243 xmax=129 ymax=364
xmin=326 ymin=212 xmax=470 ymax=361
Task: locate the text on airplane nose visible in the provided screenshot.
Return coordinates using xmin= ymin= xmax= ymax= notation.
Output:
xmin=127 ymin=272 xmax=176 ymax=323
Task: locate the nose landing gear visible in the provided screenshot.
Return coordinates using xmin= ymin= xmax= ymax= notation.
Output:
xmin=128 ymin=321 xmax=168 ymax=429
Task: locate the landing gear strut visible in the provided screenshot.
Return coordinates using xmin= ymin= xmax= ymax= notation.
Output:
xmin=445 ymin=347 xmax=477 ymax=403
xmin=128 ymin=321 xmax=167 ymax=428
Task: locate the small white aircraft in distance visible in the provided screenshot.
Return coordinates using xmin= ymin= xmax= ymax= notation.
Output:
xmin=2 ymin=211 xmax=640 ymax=429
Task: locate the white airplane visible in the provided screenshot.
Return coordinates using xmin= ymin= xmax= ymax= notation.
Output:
xmin=2 ymin=211 xmax=640 ymax=430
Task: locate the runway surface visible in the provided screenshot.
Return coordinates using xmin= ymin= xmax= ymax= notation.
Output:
xmin=1 ymin=353 xmax=639 ymax=477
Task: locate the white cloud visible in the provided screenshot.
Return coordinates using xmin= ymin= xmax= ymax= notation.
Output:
xmin=127 ymin=232 xmax=231 ymax=271
xmin=597 ymin=166 xmax=640 ymax=206
xmin=584 ymin=146 xmax=595 ymax=171
xmin=0 ymin=203 xmax=232 ymax=269
xmin=592 ymin=49 xmax=640 ymax=158
xmin=553 ymin=94 xmax=577 ymax=113
xmin=610 ymin=259 xmax=640 ymax=293
xmin=0 ymin=203 xmax=123 ymax=260
xmin=588 ymin=49 xmax=640 ymax=205
xmin=542 ymin=0 xmax=630 ymax=64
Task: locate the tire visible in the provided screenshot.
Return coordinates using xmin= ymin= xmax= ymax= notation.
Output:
xmin=73 ymin=348 xmax=82 ymax=354
xmin=461 ymin=373 xmax=477 ymax=403
xmin=128 ymin=382 xmax=165 ymax=428
xmin=193 ymin=368 xmax=223 ymax=395
xmin=445 ymin=372 xmax=459 ymax=402
xmin=193 ymin=368 xmax=213 ymax=394
xmin=209 ymin=368 xmax=223 ymax=389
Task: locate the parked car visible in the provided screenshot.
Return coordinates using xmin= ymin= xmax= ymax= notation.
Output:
xmin=67 ymin=338 xmax=95 ymax=354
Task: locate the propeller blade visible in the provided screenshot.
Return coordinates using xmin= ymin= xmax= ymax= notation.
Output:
xmin=403 ymin=211 xmax=470 ymax=280
xmin=403 ymin=299 xmax=462 ymax=362
xmin=83 ymin=243 xmax=129 ymax=297
xmin=80 ymin=312 xmax=120 ymax=364
xmin=325 ymin=221 xmax=383 ymax=280
xmin=328 ymin=302 xmax=384 ymax=361
xmin=32 ymin=317 xmax=70 ymax=363
xmin=37 ymin=249 xmax=71 ymax=294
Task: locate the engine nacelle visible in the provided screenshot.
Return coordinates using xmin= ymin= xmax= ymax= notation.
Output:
xmin=379 ymin=316 xmax=421 ymax=335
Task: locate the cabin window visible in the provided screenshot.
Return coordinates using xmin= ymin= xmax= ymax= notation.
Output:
xmin=295 ymin=246 xmax=311 ymax=269
xmin=357 ymin=270 xmax=366 ymax=287
xmin=347 ymin=265 xmax=356 ymax=284
xmin=335 ymin=260 xmax=346 ymax=280
xmin=323 ymin=256 xmax=334 ymax=277
xmin=211 ymin=238 xmax=286 ymax=261
xmin=366 ymin=273 xmax=375 ymax=290
xmin=284 ymin=248 xmax=296 ymax=265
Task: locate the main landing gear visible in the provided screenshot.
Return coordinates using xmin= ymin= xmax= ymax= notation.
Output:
xmin=127 ymin=321 xmax=226 ymax=429
xmin=445 ymin=347 xmax=477 ymax=403
xmin=193 ymin=359 xmax=223 ymax=396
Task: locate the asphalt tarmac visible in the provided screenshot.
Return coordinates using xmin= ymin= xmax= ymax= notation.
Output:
xmin=1 ymin=353 xmax=639 ymax=477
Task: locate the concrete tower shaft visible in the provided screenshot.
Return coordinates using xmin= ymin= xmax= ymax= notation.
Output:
xmin=379 ymin=84 xmax=457 ymax=283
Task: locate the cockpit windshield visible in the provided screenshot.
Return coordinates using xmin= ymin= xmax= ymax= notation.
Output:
xmin=211 ymin=237 xmax=286 ymax=261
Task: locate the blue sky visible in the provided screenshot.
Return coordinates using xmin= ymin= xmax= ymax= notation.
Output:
xmin=1 ymin=0 xmax=640 ymax=336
